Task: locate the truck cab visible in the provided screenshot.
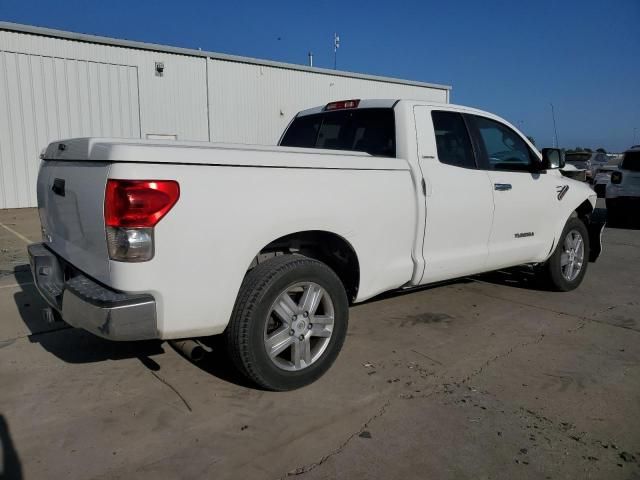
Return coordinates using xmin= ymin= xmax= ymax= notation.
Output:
xmin=279 ymin=99 xmax=600 ymax=286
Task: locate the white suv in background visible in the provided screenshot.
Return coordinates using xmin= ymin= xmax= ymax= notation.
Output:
xmin=606 ymin=146 xmax=640 ymax=222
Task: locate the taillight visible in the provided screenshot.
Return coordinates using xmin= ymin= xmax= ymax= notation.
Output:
xmin=324 ymin=99 xmax=360 ymax=111
xmin=611 ymin=171 xmax=623 ymax=184
xmin=105 ymin=180 xmax=180 ymax=262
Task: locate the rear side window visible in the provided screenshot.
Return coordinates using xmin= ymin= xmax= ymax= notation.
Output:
xmin=431 ymin=111 xmax=476 ymax=169
xmin=621 ymin=151 xmax=640 ymax=171
xmin=280 ymin=108 xmax=396 ymax=157
xmin=280 ymin=115 xmax=321 ymax=148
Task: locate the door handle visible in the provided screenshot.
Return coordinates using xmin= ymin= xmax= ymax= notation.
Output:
xmin=494 ymin=183 xmax=512 ymax=191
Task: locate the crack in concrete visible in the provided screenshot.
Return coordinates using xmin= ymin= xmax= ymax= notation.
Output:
xmin=149 ymin=370 xmax=192 ymax=413
xmin=281 ymin=333 xmax=548 ymax=478
xmin=435 ymin=382 xmax=640 ymax=472
xmin=468 ymin=284 xmax=640 ymax=333
xmin=460 ymin=333 xmax=546 ymax=385
xmin=282 ymin=399 xmax=391 ymax=478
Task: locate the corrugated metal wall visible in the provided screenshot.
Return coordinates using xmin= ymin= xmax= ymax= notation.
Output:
xmin=0 ymin=52 xmax=140 ymax=208
xmin=0 ymin=29 xmax=209 ymax=208
xmin=0 ymin=27 xmax=449 ymax=208
xmin=208 ymin=59 xmax=449 ymax=145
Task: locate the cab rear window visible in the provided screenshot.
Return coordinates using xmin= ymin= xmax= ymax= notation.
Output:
xmin=280 ymin=108 xmax=396 ymax=157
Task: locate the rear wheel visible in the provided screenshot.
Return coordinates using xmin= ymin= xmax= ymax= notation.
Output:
xmin=225 ymin=255 xmax=348 ymax=391
xmin=540 ymin=217 xmax=589 ymax=291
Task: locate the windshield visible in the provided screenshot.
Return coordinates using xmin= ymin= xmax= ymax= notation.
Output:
xmin=621 ymin=151 xmax=640 ymax=171
xmin=280 ymin=108 xmax=396 ymax=157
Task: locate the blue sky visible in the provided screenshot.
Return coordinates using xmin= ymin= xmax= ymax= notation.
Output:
xmin=2 ymin=0 xmax=639 ymax=152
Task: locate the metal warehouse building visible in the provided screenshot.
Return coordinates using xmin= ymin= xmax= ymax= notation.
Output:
xmin=0 ymin=22 xmax=451 ymax=209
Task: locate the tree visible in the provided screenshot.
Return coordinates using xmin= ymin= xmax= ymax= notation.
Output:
xmin=596 ymin=148 xmax=607 ymax=153
xmin=526 ymin=136 xmax=536 ymax=146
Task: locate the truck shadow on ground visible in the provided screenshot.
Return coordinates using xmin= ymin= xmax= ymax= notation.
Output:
xmin=174 ymin=337 xmax=260 ymax=389
xmin=472 ymin=267 xmax=550 ymax=291
xmin=0 ymin=415 xmax=22 ymax=480
xmin=11 ymin=265 xmax=251 ymax=387
xmin=12 ymin=265 xmax=164 ymax=365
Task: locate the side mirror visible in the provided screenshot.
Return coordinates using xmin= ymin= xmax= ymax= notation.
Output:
xmin=541 ymin=148 xmax=565 ymax=170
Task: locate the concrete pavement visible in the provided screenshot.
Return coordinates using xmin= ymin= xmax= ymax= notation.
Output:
xmin=0 ymin=207 xmax=638 ymax=479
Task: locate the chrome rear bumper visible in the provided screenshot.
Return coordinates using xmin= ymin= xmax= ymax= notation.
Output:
xmin=28 ymin=243 xmax=157 ymax=341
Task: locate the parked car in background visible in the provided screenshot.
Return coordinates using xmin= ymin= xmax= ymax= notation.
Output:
xmin=565 ymin=152 xmax=608 ymax=183
xmin=606 ymin=146 xmax=640 ymax=222
xmin=593 ymin=158 xmax=622 ymax=197
xmin=560 ymin=162 xmax=587 ymax=182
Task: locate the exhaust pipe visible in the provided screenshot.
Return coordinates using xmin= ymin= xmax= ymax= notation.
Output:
xmin=169 ymin=339 xmax=208 ymax=362
xmin=42 ymin=307 xmax=56 ymax=324
xmin=42 ymin=307 xmax=62 ymax=324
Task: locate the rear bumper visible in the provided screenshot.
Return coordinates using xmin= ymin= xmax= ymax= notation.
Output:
xmin=28 ymin=243 xmax=158 ymax=341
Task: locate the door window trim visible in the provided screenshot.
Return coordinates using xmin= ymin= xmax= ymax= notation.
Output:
xmin=465 ymin=114 xmax=540 ymax=173
xmin=431 ymin=109 xmax=481 ymax=170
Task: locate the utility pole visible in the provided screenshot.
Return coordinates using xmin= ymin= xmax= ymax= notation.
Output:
xmin=550 ymin=103 xmax=559 ymax=148
xmin=634 ymin=127 xmax=638 ymax=145
xmin=333 ymin=33 xmax=340 ymax=70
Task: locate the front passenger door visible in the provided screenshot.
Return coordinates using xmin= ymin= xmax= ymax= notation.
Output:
xmin=467 ymin=115 xmax=558 ymax=268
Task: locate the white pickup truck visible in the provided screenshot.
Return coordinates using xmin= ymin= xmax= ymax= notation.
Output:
xmin=29 ymin=99 xmax=604 ymax=390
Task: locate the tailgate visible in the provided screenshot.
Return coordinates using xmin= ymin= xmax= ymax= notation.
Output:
xmin=38 ymin=160 xmax=111 ymax=284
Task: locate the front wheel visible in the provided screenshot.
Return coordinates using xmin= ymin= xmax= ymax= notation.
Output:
xmin=225 ymin=255 xmax=349 ymax=391
xmin=539 ymin=217 xmax=590 ymax=291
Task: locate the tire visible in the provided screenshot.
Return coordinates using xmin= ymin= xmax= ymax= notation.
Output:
xmin=225 ymin=255 xmax=349 ymax=391
xmin=540 ymin=217 xmax=590 ymax=292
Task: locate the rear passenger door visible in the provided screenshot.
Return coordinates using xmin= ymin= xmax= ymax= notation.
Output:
xmin=466 ymin=114 xmax=557 ymax=267
xmin=414 ymin=106 xmax=494 ymax=284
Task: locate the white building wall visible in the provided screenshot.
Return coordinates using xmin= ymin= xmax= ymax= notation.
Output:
xmin=0 ymin=29 xmax=209 ymax=208
xmin=0 ymin=26 xmax=450 ymax=208
xmin=208 ymin=59 xmax=449 ymax=145
xmin=0 ymin=30 xmax=209 ymax=141
xmin=0 ymin=51 xmax=140 ymax=208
